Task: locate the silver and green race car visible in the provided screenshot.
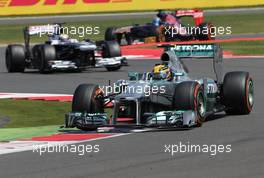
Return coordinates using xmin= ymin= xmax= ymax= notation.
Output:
xmin=65 ymin=43 xmax=254 ymax=131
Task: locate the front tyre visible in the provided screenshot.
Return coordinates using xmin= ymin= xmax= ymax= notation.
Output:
xmin=102 ymin=41 xmax=121 ymax=58
xmin=197 ymin=22 xmax=215 ymax=40
xmin=34 ymin=45 xmax=56 ymax=73
xmin=72 ymin=84 xmax=104 ymax=131
xmin=72 ymin=84 xmax=104 ymax=113
xmin=223 ymin=71 xmax=254 ymax=115
xmin=173 ymin=81 xmax=206 ymax=127
xmin=40 ymin=45 xmax=56 ymax=73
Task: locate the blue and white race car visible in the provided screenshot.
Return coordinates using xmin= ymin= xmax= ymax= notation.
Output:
xmin=6 ymin=24 xmax=126 ymax=73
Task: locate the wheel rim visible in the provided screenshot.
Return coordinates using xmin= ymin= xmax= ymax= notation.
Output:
xmin=94 ymin=88 xmax=104 ymax=99
xmin=93 ymin=88 xmax=104 ymax=112
xmin=197 ymin=91 xmax=206 ymax=118
xmin=247 ymin=79 xmax=254 ymax=108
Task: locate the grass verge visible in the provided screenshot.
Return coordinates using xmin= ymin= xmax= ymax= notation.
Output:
xmin=0 ymin=125 xmax=60 ymax=141
xmin=0 ymin=99 xmax=112 ymax=141
xmin=221 ymin=41 xmax=264 ymax=55
xmin=0 ymin=99 xmax=71 ymax=128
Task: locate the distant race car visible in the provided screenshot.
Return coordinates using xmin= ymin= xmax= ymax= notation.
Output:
xmin=65 ymin=43 xmax=254 ymax=131
xmin=105 ymin=9 xmax=214 ymax=45
xmin=6 ymin=24 xmax=127 ymax=73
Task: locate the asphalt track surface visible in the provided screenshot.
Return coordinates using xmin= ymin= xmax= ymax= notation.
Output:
xmin=0 ymin=45 xmax=264 ymax=177
xmin=0 ymin=7 xmax=264 ymax=25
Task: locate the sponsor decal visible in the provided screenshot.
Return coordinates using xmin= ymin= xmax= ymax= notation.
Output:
xmin=175 ymin=45 xmax=214 ymax=51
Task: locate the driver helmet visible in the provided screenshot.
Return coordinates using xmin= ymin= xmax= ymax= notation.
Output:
xmin=157 ymin=10 xmax=167 ymax=20
xmin=152 ymin=64 xmax=172 ymax=81
xmin=152 ymin=17 xmax=161 ymax=27
xmin=59 ymin=34 xmax=69 ymax=41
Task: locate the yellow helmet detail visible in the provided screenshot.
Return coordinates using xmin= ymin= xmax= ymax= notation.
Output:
xmin=152 ymin=64 xmax=172 ymax=80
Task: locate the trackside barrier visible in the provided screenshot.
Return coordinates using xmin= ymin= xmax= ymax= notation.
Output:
xmin=0 ymin=0 xmax=264 ymax=16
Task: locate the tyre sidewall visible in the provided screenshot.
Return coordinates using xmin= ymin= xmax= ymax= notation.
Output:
xmin=5 ymin=45 xmax=26 ymax=72
xmin=72 ymin=84 xmax=104 ymax=113
xmin=223 ymin=71 xmax=253 ymax=114
xmin=37 ymin=45 xmax=56 ymax=73
xmin=173 ymin=81 xmax=205 ymax=126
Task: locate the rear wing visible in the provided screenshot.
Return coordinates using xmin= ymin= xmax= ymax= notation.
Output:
xmin=159 ymin=43 xmax=224 ymax=83
xmin=25 ymin=24 xmax=61 ymax=36
xmin=158 ymin=44 xmax=220 ymax=58
xmin=175 ymin=9 xmax=204 ymax=26
xmin=175 ymin=9 xmax=203 ymax=17
xmin=23 ymin=24 xmax=62 ymax=59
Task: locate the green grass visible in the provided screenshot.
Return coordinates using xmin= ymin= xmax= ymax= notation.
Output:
xmin=0 ymin=99 xmax=113 ymax=141
xmin=0 ymin=99 xmax=71 ymax=128
xmin=175 ymin=13 xmax=264 ymax=34
xmin=0 ymin=99 xmax=70 ymax=141
xmin=205 ymin=13 xmax=264 ymax=34
xmin=0 ymin=125 xmax=61 ymax=141
xmin=0 ymin=99 xmax=113 ymax=128
xmin=0 ymin=17 xmax=151 ymax=44
xmin=0 ymin=12 xmax=264 ymax=44
xmin=221 ymin=41 xmax=264 ymax=55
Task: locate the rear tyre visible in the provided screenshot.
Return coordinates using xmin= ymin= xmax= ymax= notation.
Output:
xmin=72 ymin=84 xmax=105 ymax=131
xmin=5 ymin=45 xmax=26 ymax=72
xmin=102 ymin=41 xmax=121 ymax=58
xmin=197 ymin=22 xmax=215 ymax=40
xmin=173 ymin=81 xmax=206 ymax=127
xmin=223 ymin=71 xmax=254 ymax=115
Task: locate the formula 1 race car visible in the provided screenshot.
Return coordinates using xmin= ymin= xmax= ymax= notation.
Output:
xmin=65 ymin=43 xmax=254 ymax=131
xmin=6 ymin=24 xmax=126 ymax=73
xmin=105 ymin=9 xmax=214 ymax=45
